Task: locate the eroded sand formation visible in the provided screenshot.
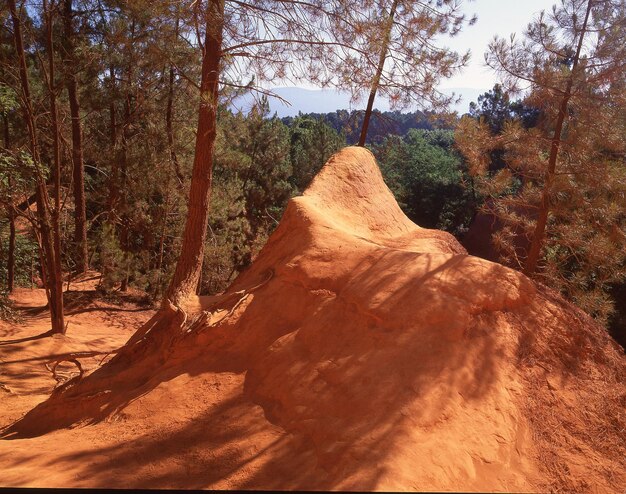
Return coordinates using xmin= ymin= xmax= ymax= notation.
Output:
xmin=1 ymin=147 xmax=625 ymax=491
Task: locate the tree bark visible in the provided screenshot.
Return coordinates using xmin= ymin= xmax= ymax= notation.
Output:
xmin=118 ymin=92 xmax=131 ymax=292
xmin=2 ymin=115 xmax=15 ymax=293
xmin=107 ymin=66 xmax=119 ymax=215
xmin=62 ymin=0 xmax=88 ymax=274
xmin=166 ymin=64 xmax=179 ymax=172
xmin=8 ymin=0 xmax=65 ymax=334
xmin=523 ymin=0 xmax=593 ymax=276
xmin=7 ymin=206 xmax=16 ymax=293
xmin=165 ymin=0 xmax=225 ymax=307
xmin=119 ymin=21 xmax=135 ymax=293
xmin=358 ymin=0 xmax=398 ymax=147
xmin=44 ymin=0 xmax=66 ymax=333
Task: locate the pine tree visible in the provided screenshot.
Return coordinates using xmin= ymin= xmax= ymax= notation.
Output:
xmin=324 ymin=0 xmax=475 ymax=145
xmin=7 ymin=0 xmax=65 ymax=334
xmin=61 ymin=0 xmax=88 ymax=274
xmin=164 ymin=0 xmax=372 ymax=307
xmin=456 ymin=0 xmax=626 ymax=323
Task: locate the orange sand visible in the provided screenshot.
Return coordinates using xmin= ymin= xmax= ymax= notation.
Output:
xmin=1 ymin=147 xmax=624 ymax=491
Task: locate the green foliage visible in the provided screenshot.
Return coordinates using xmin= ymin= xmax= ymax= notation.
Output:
xmin=200 ymin=101 xmax=294 ymax=294
xmin=0 ymin=0 xmax=474 ymax=306
xmin=458 ymin=108 xmax=626 ymax=324
xmin=237 ymin=101 xmax=294 ymax=237
xmin=0 ymin=291 xmax=20 ymax=323
xmin=0 ymin=83 xmax=17 ymax=116
xmin=468 ymin=84 xmax=539 ymax=134
xmin=466 ymin=84 xmax=539 ymax=173
xmin=0 ymin=220 xmax=40 ymax=288
xmin=200 ymin=165 xmax=249 ymax=295
xmin=374 ymin=129 xmax=475 ymax=235
xmin=195 ymin=102 xmax=346 ymax=296
xmin=456 ymin=0 xmax=626 ymax=324
xmin=283 ymin=109 xmax=438 ymax=145
xmin=95 ymin=222 xmax=129 ymax=292
xmin=0 ymin=150 xmax=46 ymax=202
xmin=288 ymin=115 xmax=345 ymax=190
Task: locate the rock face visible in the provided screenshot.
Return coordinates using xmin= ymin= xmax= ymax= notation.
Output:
xmin=1 ymin=147 xmax=625 ymax=491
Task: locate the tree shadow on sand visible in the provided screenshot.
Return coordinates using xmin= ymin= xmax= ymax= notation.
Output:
xmin=0 ymin=251 xmax=533 ymax=490
xmin=0 ymin=329 xmax=55 ymax=346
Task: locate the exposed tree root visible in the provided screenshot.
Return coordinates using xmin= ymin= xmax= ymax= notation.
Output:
xmin=0 ymin=268 xmax=275 ymax=439
xmin=0 ymin=306 xmax=184 ymax=439
xmin=188 ymin=268 xmax=274 ymax=333
xmin=45 ymin=358 xmax=84 ymax=390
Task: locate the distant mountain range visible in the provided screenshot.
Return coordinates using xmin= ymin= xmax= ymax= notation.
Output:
xmin=230 ymin=86 xmax=487 ymax=117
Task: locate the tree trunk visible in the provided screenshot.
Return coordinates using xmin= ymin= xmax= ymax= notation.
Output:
xmin=118 ymin=21 xmax=135 ymax=293
xmin=101 ymin=66 xmax=118 ymax=290
xmin=118 ymin=90 xmax=131 ymax=292
xmin=7 ymin=206 xmax=16 ymax=293
xmin=2 ymin=115 xmax=15 ymax=293
xmin=165 ymin=0 xmax=225 ymax=307
xmin=9 ymin=0 xmax=65 ymax=334
xmin=358 ymin=0 xmax=398 ymax=147
xmin=166 ymin=64 xmax=179 ymax=172
xmin=44 ymin=0 xmax=66 ymax=333
xmin=107 ymin=66 xmax=119 ymax=215
xmin=523 ymin=0 xmax=593 ymax=276
xmin=62 ymin=0 xmax=88 ymax=274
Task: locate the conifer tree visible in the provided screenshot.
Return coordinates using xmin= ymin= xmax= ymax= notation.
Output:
xmin=61 ymin=0 xmax=88 ymax=274
xmin=7 ymin=0 xmax=65 ymax=333
xmin=165 ymin=0 xmax=369 ymax=307
xmin=325 ymin=0 xmax=475 ymax=145
xmin=456 ymin=0 xmax=626 ymax=322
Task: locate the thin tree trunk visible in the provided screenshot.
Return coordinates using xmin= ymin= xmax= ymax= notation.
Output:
xmin=358 ymin=0 xmax=398 ymax=147
xmin=119 ymin=92 xmax=130 ymax=292
xmin=44 ymin=0 xmax=66 ymax=332
xmin=165 ymin=0 xmax=225 ymax=307
xmin=523 ymin=0 xmax=593 ymax=276
xmin=9 ymin=0 xmax=64 ymax=334
xmin=2 ymin=115 xmax=15 ymax=293
xmin=107 ymin=66 xmax=119 ymax=215
xmin=119 ymin=21 xmax=135 ymax=293
xmin=7 ymin=207 xmax=16 ymax=293
xmin=62 ymin=0 xmax=88 ymax=274
xmin=166 ymin=64 xmax=179 ymax=169
xmin=101 ymin=65 xmax=117 ymax=289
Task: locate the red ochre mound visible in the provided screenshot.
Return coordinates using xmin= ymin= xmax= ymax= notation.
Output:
xmin=1 ymin=146 xmax=625 ymax=491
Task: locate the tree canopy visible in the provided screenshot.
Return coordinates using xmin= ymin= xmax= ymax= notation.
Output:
xmin=456 ymin=0 xmax=626 ymax=323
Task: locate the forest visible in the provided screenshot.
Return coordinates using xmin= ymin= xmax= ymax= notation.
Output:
xmin=0 ymin=0 xmax=625 ymax=491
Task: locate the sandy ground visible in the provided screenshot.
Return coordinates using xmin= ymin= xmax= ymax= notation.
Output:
xmin=0 ymin=274 xmax=155 ymax=427
xmin=1 ymin=147 xmax=625 ymax=492
xmin=0 ymin=279 xmax=311 ymax=490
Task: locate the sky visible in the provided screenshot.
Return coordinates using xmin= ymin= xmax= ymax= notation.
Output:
xmin=255 ymin=0 xmax=560 ymax=116
xmin=440 ymin=0 xmax=555 ymax=89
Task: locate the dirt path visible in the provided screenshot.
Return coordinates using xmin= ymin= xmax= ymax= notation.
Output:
xmin=0 ymin=273 xmax=155 ymax=426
